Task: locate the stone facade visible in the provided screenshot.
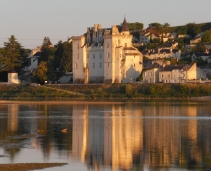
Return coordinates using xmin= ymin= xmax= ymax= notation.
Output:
xmin=72 ymin=18 xmax=143 ymax=84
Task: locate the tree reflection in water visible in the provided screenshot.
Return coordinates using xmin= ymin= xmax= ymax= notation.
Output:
xmin=0 ymin=101 xmax=211 ymax=170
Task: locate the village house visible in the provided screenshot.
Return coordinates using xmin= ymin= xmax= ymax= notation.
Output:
xmin=142 ymin=62 xmax=162 ymax=83
xmin=159 ymin=63 xmax=206 ymax=83
xmin=191 ymin=51 xmax=211 ymax=62
xmin=139 ymin=28 xmax=160 ymax=44
xmin=72 ymin=18 xmax=143 ymax=84
xmin=190 ymin=37 xmax=201 ymax=44
xmin=142 ymin=48 xmax=181 ymax=60
xmin=162 ymin=32 xmax=176 ymax=42
xmin=24 ymin=52 xmax=41 ymax=72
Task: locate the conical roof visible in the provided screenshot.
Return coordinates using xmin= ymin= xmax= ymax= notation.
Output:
xmin=121 ymin=17 xmax=129 ymax=32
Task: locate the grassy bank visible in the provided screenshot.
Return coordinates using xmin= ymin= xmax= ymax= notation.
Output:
xmin=0 ymin=83 xmax=211 ymax=100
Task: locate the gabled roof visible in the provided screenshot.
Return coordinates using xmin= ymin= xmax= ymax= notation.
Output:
xmin=33 ymin=52 xmax=42 ymax=56
xmin=121 ymin=18 xmax=129 ymax=32
xmin=145 ymin=62 xmax=162 ymax=69
xmin=160 ymin=64 xmax=194 ymax=72
xmin=160 ymin=65 xmax=184 ymax=71
xmin=193 ymin=52 xmax=211 ymax=57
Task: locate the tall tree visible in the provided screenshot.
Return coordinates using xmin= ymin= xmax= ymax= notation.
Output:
xmin=128 ymin=22 xmax=144 ymax=31
xmin=201 ymin=30 xmax=211 ymax=43
xmin=0 ymin=35 xmax=22 ymax=72
xmin=33 ymin=61 xmax=48 ymax=82
xmin=54 ymin=41 xmax=72 ymax=72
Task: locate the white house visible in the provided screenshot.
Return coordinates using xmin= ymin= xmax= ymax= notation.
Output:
xmin=23 ymin=46 xmax=42 ymax=71
xmin=159 ymin=63 xmax=206 ymax=83
xmin=72 ymin=18 xmax=143 ymax=84
xmin=143 ymin=62 xmax=162 ymax=83
xmin=191 ymin=52 xmax=211 ymax=62
xmin=142 ymin=48 xmax=181 ymax=60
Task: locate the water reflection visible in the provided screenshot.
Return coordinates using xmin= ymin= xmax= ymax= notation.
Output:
xmin=0 ymin=101 xmax=211 ymax=170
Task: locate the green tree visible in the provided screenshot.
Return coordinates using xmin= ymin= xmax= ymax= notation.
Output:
xmin=186 ymin=23 xmax=201 ymax=37
xmin=54 ymin=41 xmax=72 ymax=72
xmin=201 ymin=30 xmax=211 ymax=43
xmin=177 ymin=26 xmax=187 ymax=35
xmin=125 ymin=84 xmax=132 ymax=95
xmin=128 ymin=22 xmax=144 ymax=31
xmin=149 ymin=22 xmax=162 ymax=33
xmin=163 ymin=22 xmax=170 ymax=28
xmin=41 ymin=37 xmax=53 ymax=50
xmin=152 ymin=38 xmax=160 ymax=43
xmin=0 ymin=35 xmax=22 ymax=72
xmin=192 ymin=43 xmax=206 ymax=52
xmin=33 ymin=61 xmax=48 ymax=83
xmin=40 ymin=37 xmax=56 ymax=62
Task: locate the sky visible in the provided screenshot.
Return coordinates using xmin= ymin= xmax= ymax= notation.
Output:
xmin=0 ymin=0 xmax=210 ymax=49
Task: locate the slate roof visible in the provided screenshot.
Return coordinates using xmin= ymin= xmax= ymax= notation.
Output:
xmin=145 ymin=62 xmax=162 ymax=69
xmin=33 ymin=52 xmax=42 ymax=56
xmin=160 ymin=64 xmax=193 ymax=72
xmin=121 ymin=18 xmax=129 ymax=32
xmin=160 ymin=65 xmax=185 ymax=71
xmin=193 ymin=52 xmax=211 ymax=57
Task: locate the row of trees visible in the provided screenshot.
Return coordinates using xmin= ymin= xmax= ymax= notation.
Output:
xmin=33 ymin=37 xmax=72 ymax=83
xmin=0 ymin=35 xmax=72 ymax=83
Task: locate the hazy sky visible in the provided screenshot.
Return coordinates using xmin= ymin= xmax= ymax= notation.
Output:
xmin=0 ymin=0 xmax=210 ymax=49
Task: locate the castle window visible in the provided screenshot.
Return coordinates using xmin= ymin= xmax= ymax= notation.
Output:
xmin=100 ymin=54 xmax=102 ymax=58
xmin=74 ymin=63 xmax=77 ymax=69
xmin=107 ymin=53 xmax=110 ymax=58
xmin=134 ymin=64 xmax=135 ymax=67
xmin=77 ymin=44 xmax=79 ymax=49
xmin=93 ymin=54 xmax=95 ymax=59
xmin=107 ymin=63 xmax=109 ymax=68
xmin=93 ymin=63 xmax=95 ymax=68
xmin=77 ymin=54 xmax=79 ymax=59
xmin=124 ymin=43 xmax=127 ymax=47
xmin=99 ymin=63 xmax=102 ymax=68
xmin=107 ymin=43 xmax=109 ymax=48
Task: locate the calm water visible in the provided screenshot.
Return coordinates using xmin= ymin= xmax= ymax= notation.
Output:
xmin=0 ymin=101 xmax=211 ymax=171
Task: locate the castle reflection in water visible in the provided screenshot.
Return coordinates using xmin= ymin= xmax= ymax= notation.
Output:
xmin=1 ymin=102 xmax=211 ymax=170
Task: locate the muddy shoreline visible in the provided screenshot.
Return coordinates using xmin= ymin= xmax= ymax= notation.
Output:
xmin=0 ymin=163 xmax=67 ymax=171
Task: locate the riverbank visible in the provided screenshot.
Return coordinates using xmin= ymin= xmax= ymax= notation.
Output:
xmin=0 ymin=83 xmax=211 ymax=100
xmin=0 ymin=163 xmax=67 ymax=171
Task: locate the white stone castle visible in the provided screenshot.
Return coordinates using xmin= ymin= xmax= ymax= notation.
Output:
xmin=72 ymin=18 xmax=143 ymax=83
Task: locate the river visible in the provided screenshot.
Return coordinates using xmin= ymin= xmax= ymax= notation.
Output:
xmin=0 ymin=100 xmax=211 ymax=170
